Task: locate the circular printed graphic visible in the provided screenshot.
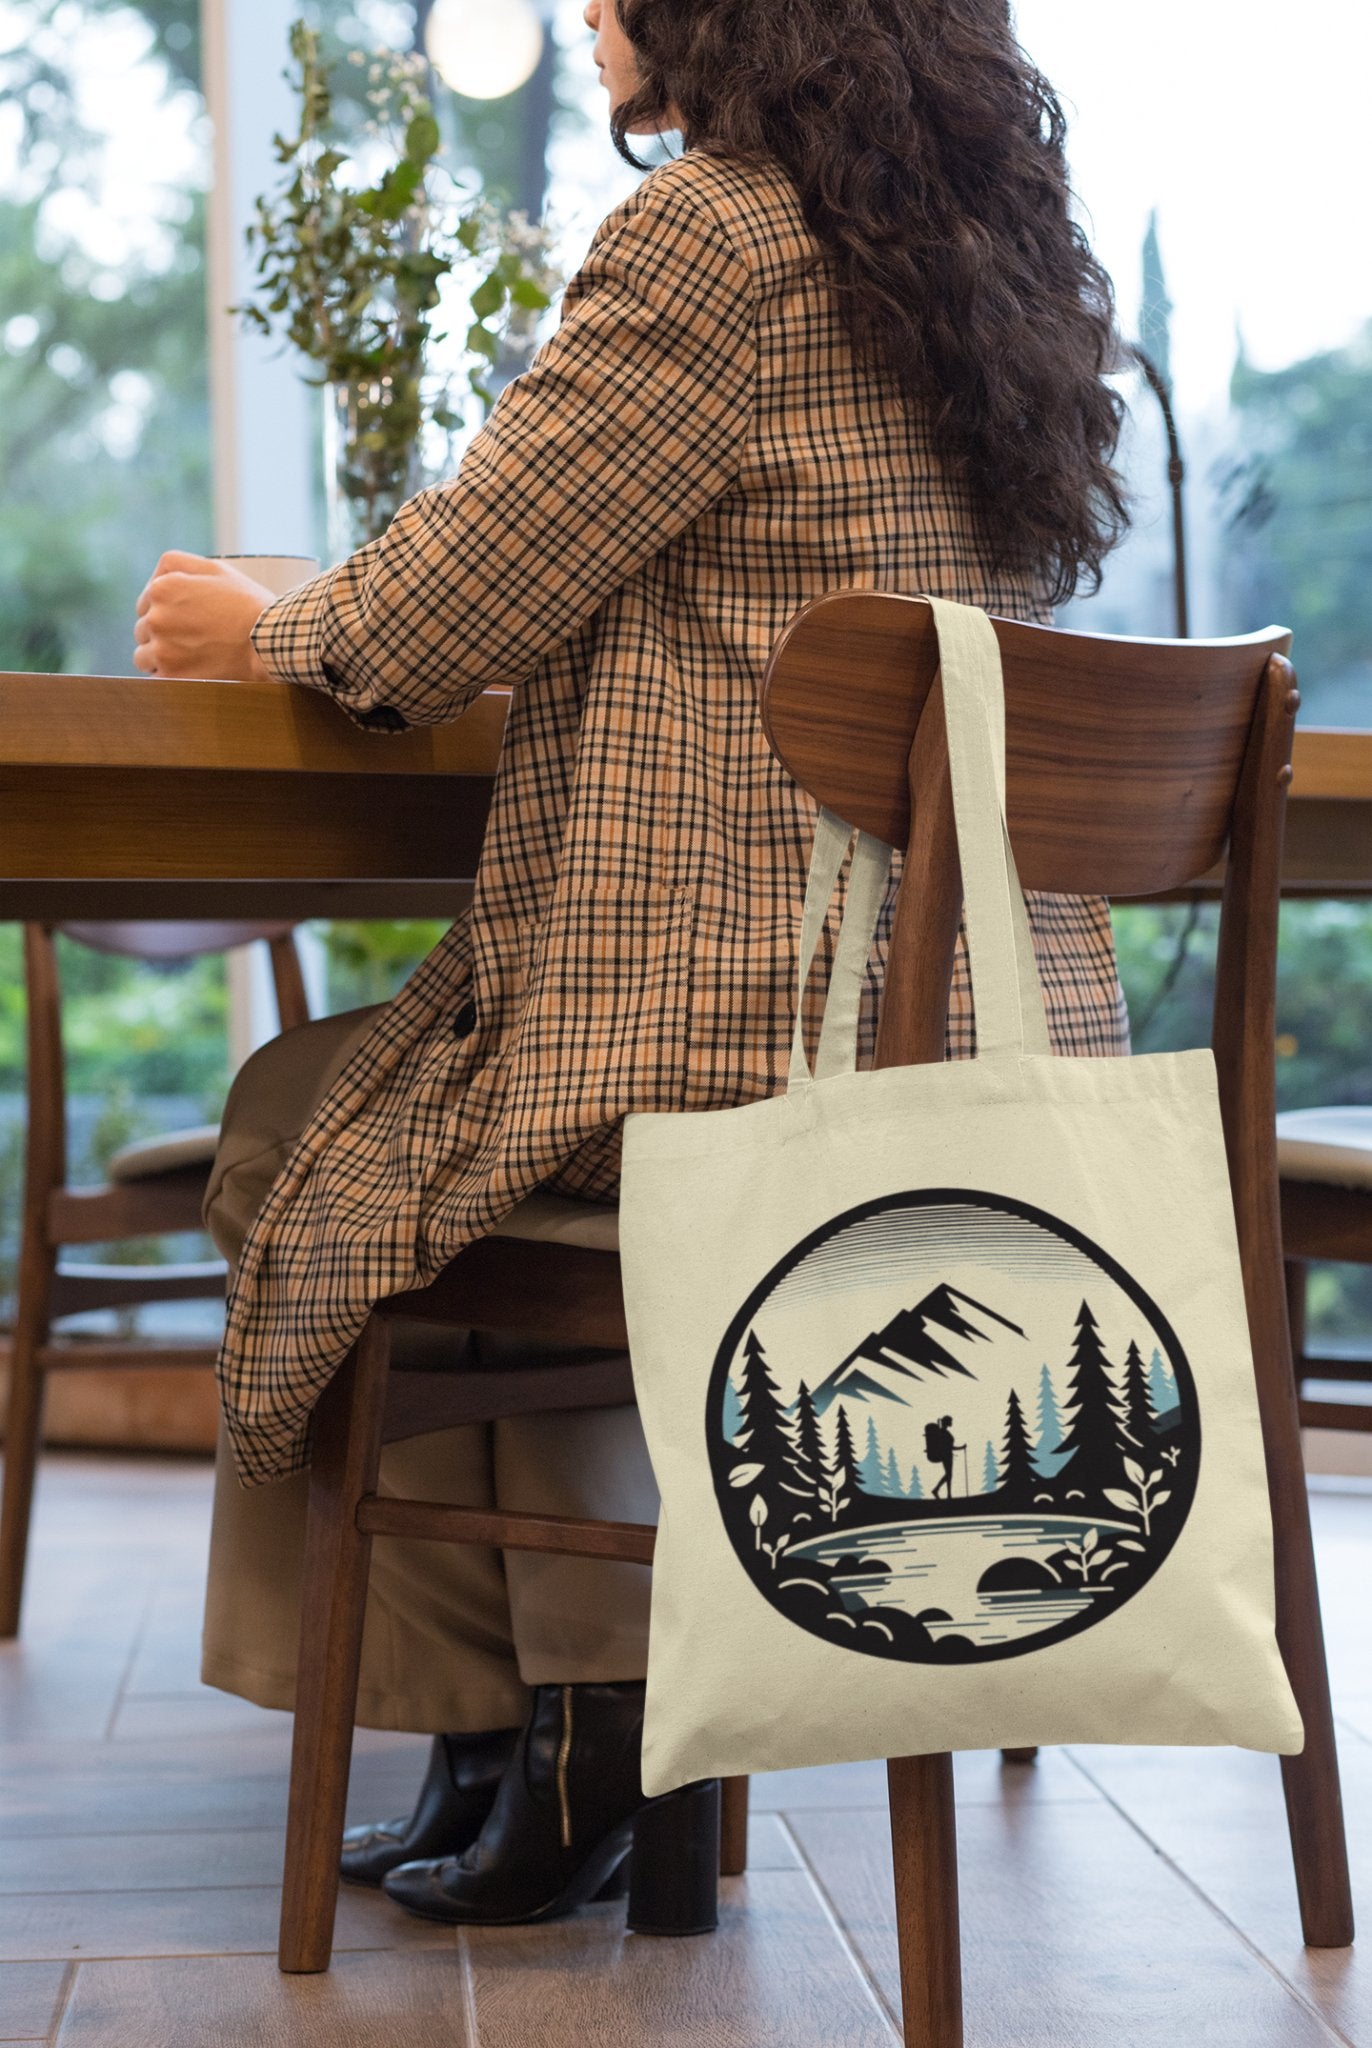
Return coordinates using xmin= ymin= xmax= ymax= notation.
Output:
xmin=708 ymin=1190 xmax=1200 ymax=1664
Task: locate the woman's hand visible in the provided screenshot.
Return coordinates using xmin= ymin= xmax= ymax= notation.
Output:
xmin=133 ymin=553 xmax=278 ymax=681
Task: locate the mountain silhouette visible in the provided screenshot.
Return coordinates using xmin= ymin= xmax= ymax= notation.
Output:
xmin=812 ymin=1283 xmax=1026 ymax=1416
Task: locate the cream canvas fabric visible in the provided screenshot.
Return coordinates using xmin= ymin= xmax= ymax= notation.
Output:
xmin=620 ymin=596 xmax=1303 ymax=1797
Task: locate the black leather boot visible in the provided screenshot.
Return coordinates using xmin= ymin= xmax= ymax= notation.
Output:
xmin=382 ymin=1681 xmax=719 ymax=1933
xmin=340 ymin=1727 xmax=520 ymax=1886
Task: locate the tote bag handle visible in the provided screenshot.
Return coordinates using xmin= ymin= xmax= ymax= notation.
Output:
xmin=787 ymin=595 xmax=1051 ymax=1089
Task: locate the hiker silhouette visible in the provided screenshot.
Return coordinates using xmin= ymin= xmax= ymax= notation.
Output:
xmin=925 ymin=1415 xmax=964 ymax=1500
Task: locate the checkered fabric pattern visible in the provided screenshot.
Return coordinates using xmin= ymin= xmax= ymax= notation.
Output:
xmin=226 ymin=149 xmax=1129 ymax=1486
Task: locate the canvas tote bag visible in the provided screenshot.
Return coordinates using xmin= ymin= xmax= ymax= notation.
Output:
xmin=619 ymin=595 xmax=1303 ymax=1798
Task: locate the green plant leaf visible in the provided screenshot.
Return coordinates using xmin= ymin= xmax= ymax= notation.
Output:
xmin=405 ymin=111 xmax=440 ymax=163
xmin=469 ymin=274 xmax=505 ymax=321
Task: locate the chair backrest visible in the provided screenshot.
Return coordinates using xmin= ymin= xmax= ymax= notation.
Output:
xmin=759 ymin=590 xmax=1299 ymax=1404
xmin=22 ymin=922 xmax=312 ymax=1196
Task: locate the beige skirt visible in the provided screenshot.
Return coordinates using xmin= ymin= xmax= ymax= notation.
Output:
xmin=200 ymin=1007 xmax=659 ymax=1734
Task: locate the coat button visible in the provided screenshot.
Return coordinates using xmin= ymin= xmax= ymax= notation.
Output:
xmin=453 ymin=999 xmax=478 ymax=1039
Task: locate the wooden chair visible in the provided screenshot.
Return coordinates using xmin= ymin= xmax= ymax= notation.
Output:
xmin=0 ymin=920 xmax=309 ymax=1638
xmin=277 ymin=599 xmax=1354 ymax=2041
xmin=1280 ymin=1112 xmax=1372 ymax=1432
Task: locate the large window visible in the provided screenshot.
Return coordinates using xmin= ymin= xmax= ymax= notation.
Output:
xmin=0 ymin=0 xmax=210 ymax=673
xmin=2 ymin=3 xmax=1369 ymax=1352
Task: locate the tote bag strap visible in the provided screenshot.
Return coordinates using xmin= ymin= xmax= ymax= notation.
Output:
xmin=929 ymin=596 xmax=1051 ymax=1060
xmin=787 ymin=596 xmax=1049 ymax=1090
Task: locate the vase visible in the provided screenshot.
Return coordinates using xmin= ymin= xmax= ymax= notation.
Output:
xmin=324 ymin=375 xmax=426 ymax=562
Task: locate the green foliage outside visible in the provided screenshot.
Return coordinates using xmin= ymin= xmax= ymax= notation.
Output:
xmin=1115 ymin=899 xmax=1372 ymax=1341
xmin=1219 ymin=324 xmax=1372 ymax=725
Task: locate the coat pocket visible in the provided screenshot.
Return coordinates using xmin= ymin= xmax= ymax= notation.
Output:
xmin=508 ymin=885 xmax=694 ymax=1139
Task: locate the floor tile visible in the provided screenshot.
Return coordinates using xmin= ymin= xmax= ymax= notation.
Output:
xmin=0 ymin=1879 xmax=450 ymax=1964
xmin=54 ymin=1950 xmax=470 ymax=2047
xmin=1067 ymin=1736 xmax=1369 ymax=2041
xmin=0 ymin=1960 xmax=69 ymax=2040
xmin=466 ymin=1875 xmax=897 ymax=2048
xmin=788 ymin=1797 xmax=1342 ymax=2046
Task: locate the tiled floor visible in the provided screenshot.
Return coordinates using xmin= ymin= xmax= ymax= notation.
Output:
xmin=0 ymin=1453 xmax=1368 ymax=2045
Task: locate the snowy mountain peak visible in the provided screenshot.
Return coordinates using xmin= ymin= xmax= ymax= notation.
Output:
xmin=812 ymin=1283 xmax=1025 ymax=1416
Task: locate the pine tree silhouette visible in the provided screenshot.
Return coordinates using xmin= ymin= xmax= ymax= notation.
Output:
xmin=999 ymin=1387 xmax=1037 ymax=1507
xmin=721 ymin=1373 xmax=745 ymax=1445
xmin=1059 ymin=1301 xmax=1127 ymax=1493
xmin=858 ymin=1415 xmax=885 ymax=1494
xmin=735 ymin=1330 xmax=794 ymax=1492
xmin=982 ymin=1439 xmax=999 ymax=1493
xmin=1034 ymin=1361 xmax=1066 ymax=1478
xmin=1149 ymin=1345 xmax=1178 ymax=1419
xmin=883 ymin=1447 xmax=902 ymax=1497
xmin=1120 ymin=1339 xmax=1157 ymax=1451
xmin=831 ymin=1402 xmax=863 ymax=1515
xmin=906 ymin=1461 xmax=925 ymax=1501
xmin=791 ymin=1380 xmax=829 ymax=1503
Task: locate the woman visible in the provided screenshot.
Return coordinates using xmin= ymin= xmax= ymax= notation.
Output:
xmin=136 ymin=0 xmax=1129 ymax=1929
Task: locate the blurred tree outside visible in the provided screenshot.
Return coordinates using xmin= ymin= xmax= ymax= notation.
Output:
xmin=1217 ymin=325 xmax=1372 ymax=726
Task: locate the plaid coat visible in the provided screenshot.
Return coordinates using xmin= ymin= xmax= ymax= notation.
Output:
xmin=226 ymin=149 xmax=1128 ymax=1486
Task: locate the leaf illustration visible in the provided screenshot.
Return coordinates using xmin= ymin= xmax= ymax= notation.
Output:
xmin=1102 ymin=1562 xmax=1129 ymax=1579
xmin=1082 ymin=1528 xmax=1098 ymax=1554
xmin=1124 ymin=1458 xmax=1145 ymax=1486
xmin=749 ymin=1494 xmax=768 ymax=1527
xmin=1119 ymin=1539 xmax=1147 ymax=1553
xmin=836 ymin=1495 xmax=850 ymax=1513
xmin=773 ymin=1534 xmax=790 ymax=1553
xmin=1151 ymin=1489 xmax=1172 ymax=1509
xmin=730 ymin=1463 xmax=764 ymax=1488
xmin=1103 ymin=1488 xmax=1140 ymax=1514
xmin=1149 ymin=1467 xmax=1166 ymax=1485
xmin=1061 ymin=1558 xmax=1083 ymax=1575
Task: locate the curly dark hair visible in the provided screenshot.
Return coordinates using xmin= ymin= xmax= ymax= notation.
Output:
xmin=612 ymin=0 xmax=1128 ymax=602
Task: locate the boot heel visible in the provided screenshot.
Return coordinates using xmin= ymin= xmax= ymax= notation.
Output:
xmin=627 ymin=1779 xmax=720 ymax=1936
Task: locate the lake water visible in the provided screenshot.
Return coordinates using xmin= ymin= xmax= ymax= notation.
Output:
xmin=789 ymin=1513 xmax=1137 ymax=1649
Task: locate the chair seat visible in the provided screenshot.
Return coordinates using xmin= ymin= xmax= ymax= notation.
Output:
xmin=1277 ymin=1107 xmax=1372 ymax=1190
xmin=106 ymin=1124 xmax=221 ymax=1183
xmin=490 ymin=1190 xmax=620 ymax=1252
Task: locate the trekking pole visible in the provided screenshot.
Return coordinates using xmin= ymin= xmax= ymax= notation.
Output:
xmin=961 ymin=1446 xmax=969 ymax=1497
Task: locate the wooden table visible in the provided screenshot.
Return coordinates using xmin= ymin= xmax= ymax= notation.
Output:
xmin=1 ymin=676 xmax=1371 ymax=918
xmin=0 ymin=673 xmax=509 ymax=923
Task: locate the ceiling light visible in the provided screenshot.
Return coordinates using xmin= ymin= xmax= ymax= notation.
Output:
xmin=425 ymin=0 xmax=545 ymax=101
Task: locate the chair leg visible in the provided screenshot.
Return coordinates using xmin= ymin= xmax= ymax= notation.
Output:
xmin=0 ymin=1240 xmax=55 ymax=1639
xmin=719 ymin=1774 xmax=749 ymax=1875
xmin=1255 ymin=1266 xmax=1354 ymax=1947
xmin=888 ymin=1753 xmax=962 ymax=2048
xmin=278 ymin=1318 xmax=391 ymax=1974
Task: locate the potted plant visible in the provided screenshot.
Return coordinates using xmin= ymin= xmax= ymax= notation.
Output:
xmin=236 ymin=21 xmax=560 ymax=559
